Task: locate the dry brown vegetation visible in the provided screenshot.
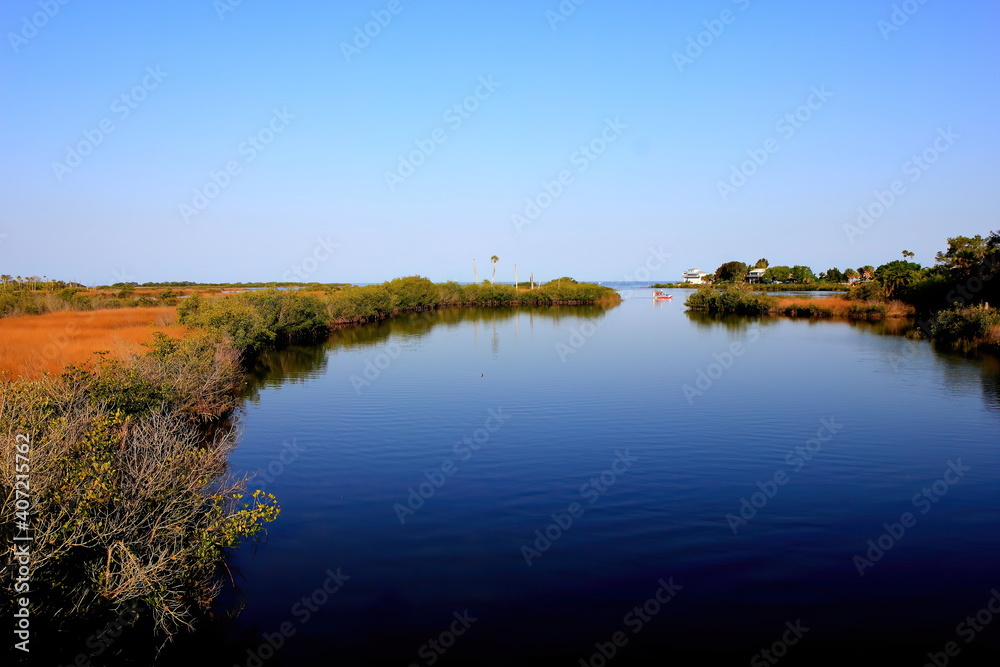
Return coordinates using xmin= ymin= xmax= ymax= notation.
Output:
xmin=0 ymin=307 xmax=188 ymax=379
xmin=774 ymin=296 xmax=913 ymax=318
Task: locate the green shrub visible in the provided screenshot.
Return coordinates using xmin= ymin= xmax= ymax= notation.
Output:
xmin=685 ymin=288 xmax=776 ymax=314
xmin=930 ymin=306 xmax=1000 ymax=345
xmin=847 ymin=282 xmax=886 ymax=302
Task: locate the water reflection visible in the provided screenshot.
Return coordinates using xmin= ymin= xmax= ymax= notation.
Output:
xmin=682 ymin=309 xmax=1000 ymax=414
xmin=683 ymin=310 xmax=777 ymax=332
xmin=242 ymin=304 xmax=616 ymax=397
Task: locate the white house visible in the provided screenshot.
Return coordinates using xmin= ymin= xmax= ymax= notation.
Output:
xmin=747 ymin=268 xmax=766 ymax=283
xmin=683 ymin=269 xmax=711 ymax=284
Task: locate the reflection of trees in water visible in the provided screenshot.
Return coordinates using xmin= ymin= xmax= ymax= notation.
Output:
xmin=980 ymin=355 xmax=1000 ymax=412
xmin=242 ymin=343 xmax=329 ymax=401
xmin=931 ymin=345 xmax=1000 ymax=414
xmin=846 ymin=316 xmax=915 ymax=337
xmin=683 ymin=311 xmax=778 ymax=333
xmin=683 ymin=311 xmax=1000 ymax=413
xmin=242 ymin=304 xmax=617 ymax=393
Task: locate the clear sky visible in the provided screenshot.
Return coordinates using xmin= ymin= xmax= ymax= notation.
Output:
xmin=1 ymin=0 xmax=997 ymax=285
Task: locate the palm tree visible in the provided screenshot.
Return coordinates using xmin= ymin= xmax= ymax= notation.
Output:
xmin=0 ymin=275 xmax=10 ymax=290
xmin=902 ymin=250 xmax=914 ymax=260
xmin=473 ymin=259 xmax=478 ymax=283
xmin=490 ymin=255 xmax=499 ymax=284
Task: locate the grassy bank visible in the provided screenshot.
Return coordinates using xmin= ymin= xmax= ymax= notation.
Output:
xmin=0 ymin=275 xmax=616 ymax=660
xmin=685 ymin=288 xmax=912 ymax=320
xmin=179 ymin=277 xmax=620 ymax=352
xmin=930 ymin=306 xmax=1000 ymax=352
xmin=0 ymin=331 xmax=279 ymax=661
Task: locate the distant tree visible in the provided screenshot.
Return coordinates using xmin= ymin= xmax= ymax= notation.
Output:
xmin=902 ymin=250 xmax=915 ymax=260
xmin=859 ymin=265 xmax=875 ymax=281
xmin=490 ymin=255 xmax=499 ymax=284
xmin=844 ymin=268 xmax=860 ymax=282
xmin=763 ymin=265 xmax=792 ymax=282
xmin=789 ymin=266 xmax=816 ymax=284
xmin=875 ymin=260 xmax=922 ymax=298
xmin=935 ymin=235 xmax=988 ymax=274
xmin=0 ymin=274 xmax=10 ymax=290
xmin=754 ymin=258 xmax=769 ymax=269
xmin=714 ymin=261 xmax=748 ymax=283
xmin=823 ymin=267 xmax=846 ymax=283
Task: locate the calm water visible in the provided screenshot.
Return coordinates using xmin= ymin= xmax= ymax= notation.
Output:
xmin=204 ymin=289 xmax=999 ymax=664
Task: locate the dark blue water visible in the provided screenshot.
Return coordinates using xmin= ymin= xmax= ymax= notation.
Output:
xmin=218 ymin=290 xmax=1000 ymax=664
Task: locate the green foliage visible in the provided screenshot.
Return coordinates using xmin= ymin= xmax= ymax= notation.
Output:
xmin=714 ymin=261 xmax=748 ymax=283
xmin=789 ymin=265 xmax=816 ymax=284
xmin=179 ymin=290 xmax=327 ymax=353
xmin=875 ymin=260 xmax=922 ymax=298
xmin=384 ymin=276 xmax=441 ymax=309
xmin=0 ymin=338 xmax=277 ymax=642
xmin=685 ymin=287 xmax=776 ymax=314
xmin=763 ymin=265 xmax=792 ymax=282
xmin=847 ymin=281 xmax=887 ymax=301
xmin=821 ymin=267 xmax=846 ymax=283
xmin=930 ymin=306 xmax=1000 ymax=346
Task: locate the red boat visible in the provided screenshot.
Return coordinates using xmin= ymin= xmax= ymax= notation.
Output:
xmin=653 ymin=290 xmax=673 ymax=300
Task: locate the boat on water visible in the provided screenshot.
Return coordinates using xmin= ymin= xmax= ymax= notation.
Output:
xmin=653 ymin=290 xmax=673 ymax=300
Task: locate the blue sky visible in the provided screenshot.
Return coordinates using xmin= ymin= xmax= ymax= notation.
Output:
xmin=1 ymin=0 xmax=997 ymax=285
